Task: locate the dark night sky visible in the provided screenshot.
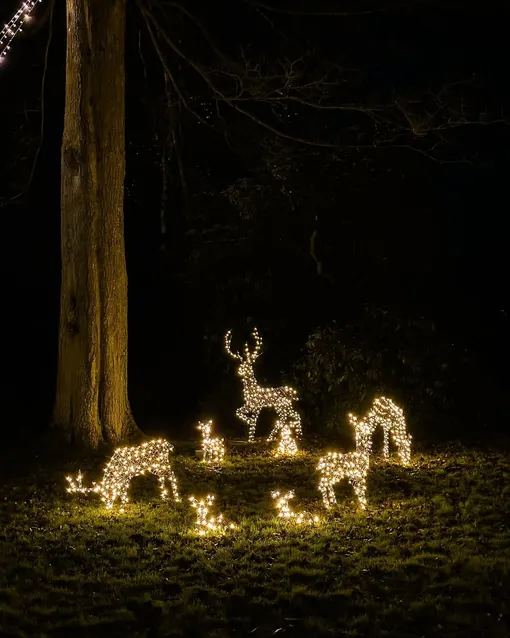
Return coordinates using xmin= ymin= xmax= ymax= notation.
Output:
xmin=0 ymin=0 xmax=508 ymax=439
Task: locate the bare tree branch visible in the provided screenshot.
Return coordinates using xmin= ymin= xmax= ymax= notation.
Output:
xmin=243 ymin=0 xmax=421 ymax=17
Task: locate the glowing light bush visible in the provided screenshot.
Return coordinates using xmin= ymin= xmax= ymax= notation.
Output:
xmin=197 ymin=420 xmax=226 ymax=464
xmin=225 ymin=327 xmax=301 ymax=442
xmin=271 ymin=490 xmax=319 ymax=524
xmin=66 ymin=439 xmax=180 ymax=512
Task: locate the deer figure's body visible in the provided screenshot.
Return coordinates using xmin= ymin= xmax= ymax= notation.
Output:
xmin=317 ymin=447 xmax=371 ymax=510
xmin=350 ymin=396 xmax=412 ymax=466
xmin=225 ymin=328 xmax=301 ymax=442
xmin=197 ymin=420 xmax=225 ymax=464
xmin=66 ymin=439 xmax=180 ymax=511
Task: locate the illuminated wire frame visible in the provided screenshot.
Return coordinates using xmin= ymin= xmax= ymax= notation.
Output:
xmin=197 ymin=420 xmax=226 ymax=464
xmin=66 ymin=439 xmax=180 ymax=512
xmin=271 ymin=490 xmax=319 ymax=525
xmin=0 ymin=0 xmax=42 ymax=63
xmin=189 ymin=495 xmax=236 ymax=535
xmin=273 ymin=420 xmax=298 ymax=457
xmin=349 ymin=396 xmax=412 ymax=465
xmin=225 ymin=327 xmax=301 ymax=442
xmin=317 ymin=443 xmax=371 ymax=510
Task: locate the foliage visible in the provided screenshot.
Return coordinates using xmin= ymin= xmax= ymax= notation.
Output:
xmin=292 ymin=306 xmax=471 ymax=438
xmin=0 ymin=443 xmax=509 ymax=636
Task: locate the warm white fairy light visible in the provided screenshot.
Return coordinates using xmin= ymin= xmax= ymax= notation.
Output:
xmin=274 ymin=420 xmax=298 ymax=457
xmin=189 ymin=495 xmax=236 ymax=535
xmin=225 ymin=327 xmax=302 ymax=442
xmin=271 ymin=490 xmax=319 ymax=525
xmin=197 ymin=420 xmax=226 ymax=464
xmin=65 ymin=470 xmax=90 ymax=493
xmin=350 ymin=396 xmax=412 ymax=465
xmin=66 ymin=439 xmax=180 ymax=512
xmin=317 ymin=446 xmax=371 ymax=510
xmin=0 ymin=0 xmax=42 ymax=63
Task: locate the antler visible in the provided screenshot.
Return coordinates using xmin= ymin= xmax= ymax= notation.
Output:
xmin=66 ymin=470 xmax=94 ymax=493
xmin=243 ymin=327 xmax=263 ymax=360
xmin=224 ymin=330 xmax=243 ymax=360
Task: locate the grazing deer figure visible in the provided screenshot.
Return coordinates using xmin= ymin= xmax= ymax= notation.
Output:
xmin=317 ymin=435 xmax=371 ymax=510
xmin=197 ymin=420 xmax=226 ymax=464
xmin=66 ymin=439 xmax=180 ymax=511
xmin=224 ymin=327 xmax=301 ymax=442
xmin=349 ymin=396 xmax=412 ymax=466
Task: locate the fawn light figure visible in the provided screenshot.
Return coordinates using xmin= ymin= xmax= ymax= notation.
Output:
xmin=197 ymin=420 xmax=226 ymax=464
xmin=66 ymin=439 xmax=180 ymax=512
xmin=349 ymin=396 xmax=412 ymax=466
xmin=271 ymin=490 xmax=320 ymax=524
xmin=317 ymin=427 xmax=372 ymax=510
xmin=224 ymin=327 xmax=301 ymax=442
xmin=317 ymin=448 xmax=371 ymax=510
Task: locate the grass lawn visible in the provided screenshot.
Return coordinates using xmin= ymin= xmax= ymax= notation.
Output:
xmin=0 ymin=440 xmax=509 ymax=637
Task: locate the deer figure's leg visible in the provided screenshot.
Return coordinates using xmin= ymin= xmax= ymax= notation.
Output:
xmin=119 ymin=487 xmax=130 ymax=509
xmin=268 ymin=418 xmax=283 ymax=441
xmin=383 ymin=426 xmax=390 ymax=458
xmin=236 ymin=405 xmax=253 ymax=427
xmin=319 ymin=476 xmax=337 ymax=508
xmin=351 ymin=477 xmax=367 ymax=510
xmin=161 ymin=469 xmax=180 ymax=502
xmin=290 ymin=411 xmax=302 ymax=438
xmin=237 ymin=405 xmax=260 ymax=441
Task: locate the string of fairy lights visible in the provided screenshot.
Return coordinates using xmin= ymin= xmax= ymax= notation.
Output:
xmin=0 ymin=0 xmax=42 ymax=63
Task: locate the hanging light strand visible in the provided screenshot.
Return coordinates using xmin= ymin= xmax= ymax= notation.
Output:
xmin=0 ymin=0 xmax=42 ymax=63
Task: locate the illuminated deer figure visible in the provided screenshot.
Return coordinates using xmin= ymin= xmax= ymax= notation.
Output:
xmin=349 ymin=396 xmax=412 ymax=466
xmin=197 ymin=420 xmax=226 ymax=464
xmin=225 ymin=328 xmax=301 ymax=442
xmin=317 ymin=434 xmax=372 ymax=510
xmin=66 ymin=439 xmax=180 ymax=511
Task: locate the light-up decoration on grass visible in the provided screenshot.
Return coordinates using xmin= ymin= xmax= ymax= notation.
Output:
xmin=317 ymin=448 xmax=370 ymax=510
xmin=271 ymin=490 xmax=319 ymax=525
xmin=350 ymin=396 xmax=412 ymax=465
xmin=0 ymin=0 xmax=42 ymax=63
xmin=189 ymin=495 xmax=236 ymax=535
xmin=225 ymin=327 xmax=301 ymax=442
xmin=274 ymin=420 xmax=298 ymax=457
xmin=66 ymin=439 xmax=180 ymax=512
xmin=197 ymin=420 xmax=226 ymax=464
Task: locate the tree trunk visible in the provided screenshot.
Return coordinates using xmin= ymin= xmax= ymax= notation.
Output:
xmin=54 ymin=0 xmax=139 ymax=447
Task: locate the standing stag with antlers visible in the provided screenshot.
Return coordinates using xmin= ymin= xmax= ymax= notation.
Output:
xmin=224 ymin=328 xmax=302 ymax=442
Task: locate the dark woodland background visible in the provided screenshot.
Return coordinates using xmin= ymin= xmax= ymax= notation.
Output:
xmin=0 ymin=0 xmax=508 ymax=445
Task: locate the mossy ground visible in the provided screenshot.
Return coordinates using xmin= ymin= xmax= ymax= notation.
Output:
xmin=1 ymin=440 xmax=509 ymax=637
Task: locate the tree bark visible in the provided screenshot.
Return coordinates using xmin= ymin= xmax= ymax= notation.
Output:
xmin=54 ymin=0 xmax=139 ymax=447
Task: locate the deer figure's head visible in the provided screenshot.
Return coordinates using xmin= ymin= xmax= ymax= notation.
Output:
xmin=349 ymin=413 xmax=373 ymax=456
xmin=224 ymin=328 xmax=263 ymax=379
xmin=197 ymin=420 xmax=213 ymax=438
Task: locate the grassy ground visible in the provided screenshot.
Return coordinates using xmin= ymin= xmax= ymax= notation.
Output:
xmin=0 ymin=440 xmax=509 ymax=637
